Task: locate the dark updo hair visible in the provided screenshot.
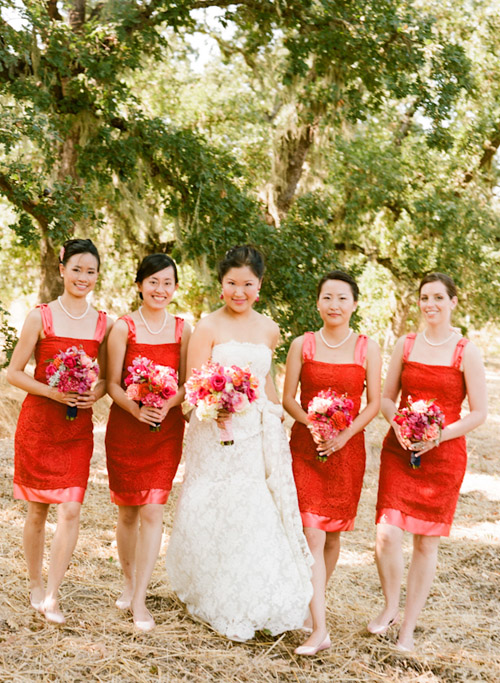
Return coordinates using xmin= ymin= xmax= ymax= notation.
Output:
xmin=418 ymin=272 xmax=457 ymax=299
xmin=135 ymin=253 xmax=179 ymax=285
xmin=317 ymin=270 xmax=359 ymax=301
xmin=59 ymin=238 xmax=100 ymax=271
xmin=217 ymin=245 xmax=265 ymax=282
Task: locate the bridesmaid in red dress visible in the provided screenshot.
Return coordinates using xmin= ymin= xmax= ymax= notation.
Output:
xmin=105 ymin=254 xmax=190 ymax=632
xmin=368 ymin=273 xmax=487 ymax=651
xmin=7 ymin=239 xmax=111 ymax=624
xmin=284 ymin=271 xmax=381 ymax=655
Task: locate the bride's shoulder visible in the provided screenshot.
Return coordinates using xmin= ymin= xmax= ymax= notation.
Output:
xmin=253 ymin=311 xmax=280 ymax=345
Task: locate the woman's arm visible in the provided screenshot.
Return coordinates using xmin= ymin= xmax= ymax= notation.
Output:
xmin=75 ymin=314 xmax=114 ymax=409
xmin=283 ymin=336 xmax=307 ymax=423
xmin=185 ymin=319 xmax=216 ymax=379
xmin=7 ymin=309 xmax=77 ymax=406
xmin=166 ymin=320 xmax=192 ymax=409
xmin=440 ymin=342 xmax=487 ymax=442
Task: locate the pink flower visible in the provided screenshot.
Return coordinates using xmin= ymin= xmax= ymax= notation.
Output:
xmin=210 ymin=373 xmax=227 ymax=392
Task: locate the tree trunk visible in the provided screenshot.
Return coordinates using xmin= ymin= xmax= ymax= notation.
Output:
xmin=39 ymin=229 xmax=63 ymax=302
xmin=69 ymin=0 xmax=85 ymax=32
xmin=273 ymin=123 xmax=316 ymax=221
xmin=391 ymin=287 xmax=414 ymax=338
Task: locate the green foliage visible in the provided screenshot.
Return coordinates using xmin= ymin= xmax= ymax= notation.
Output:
xmin=0 ymin=303 xmax=18 ymax=368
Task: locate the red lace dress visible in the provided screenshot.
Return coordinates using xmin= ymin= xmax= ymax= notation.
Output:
xmin=290 ymin=332 xmax=368 ymax=531
xmin=14 ymin=304 xmax=107 ymax=504
xmin=376 ymin=333 xmax=469 ymax=537
xmin=105 ymin=315 xmax=185 ymax=505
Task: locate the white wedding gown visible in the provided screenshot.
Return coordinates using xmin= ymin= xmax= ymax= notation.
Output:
xmin=166 ymin=341 xmax=313 ymax=641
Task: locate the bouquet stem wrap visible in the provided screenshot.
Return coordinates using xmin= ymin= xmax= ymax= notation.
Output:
xmin=218 ymin=416 xmax=234 ymax=446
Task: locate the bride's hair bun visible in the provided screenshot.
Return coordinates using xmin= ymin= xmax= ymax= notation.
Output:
xmin=217 ymin=245 xmax=265 ymax=282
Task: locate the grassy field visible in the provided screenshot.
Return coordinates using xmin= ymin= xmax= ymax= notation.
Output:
xmin=0 ymin=365 xmax=499 ymax=682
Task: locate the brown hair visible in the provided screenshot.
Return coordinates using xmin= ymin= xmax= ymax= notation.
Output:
xmin=418 ymin=272 xmax=457 ymax=299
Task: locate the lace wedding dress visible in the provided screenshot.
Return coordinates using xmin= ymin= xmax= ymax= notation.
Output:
xmin=166 ymin=341 xmax=313 ymax=641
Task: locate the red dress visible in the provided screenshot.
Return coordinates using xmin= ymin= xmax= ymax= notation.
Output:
xmin=105 ymin=315 xmax=185 ymax=505
xmin=14 ymin=304 xmax=107 ymax=504
xmin=376 ymin=333 xmax=469 ymax=537
xmin=290 ymin=332 xmax=368 ymax=531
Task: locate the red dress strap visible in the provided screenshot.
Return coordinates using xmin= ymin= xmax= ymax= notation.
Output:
xmin=451 ymin=338 xmax=469 ymax=370
xmin=174 ymin=317 xmax=184 ymax=344
xmin=37 ymin=303 xmax=54 ymax=337
xmin=354 ymin=334 xmax=368 ymax=366
xmin=403 ymin=333 xmax=417 ymax=362
xmin=93 ymin=311 xmax=107 ymax=343
xmin=302 ymin=332 xmax=316 ymax=361
xmin=121 ymin=315 xmax=136 ymax=343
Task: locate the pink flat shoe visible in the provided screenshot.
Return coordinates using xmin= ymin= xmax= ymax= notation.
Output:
xmin=294 ymin=635 xmax=331 ymax=656
xmin=133 ymin=610 xmax=155 ymax=632
xmin=367 ymin=612 xmax=400 ymax=635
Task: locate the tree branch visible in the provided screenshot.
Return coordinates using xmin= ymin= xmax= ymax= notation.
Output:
xmin=0 ymin=172 xmax=49 ymax=228
xmin=462 ymin=122 xmax=500 ymax=185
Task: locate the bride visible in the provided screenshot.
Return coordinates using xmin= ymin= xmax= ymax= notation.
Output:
xmin=166 ymin=245 xmax=312 ymax=641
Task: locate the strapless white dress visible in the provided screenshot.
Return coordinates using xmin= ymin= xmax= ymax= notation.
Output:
xmin=165 ymin=341 xmax=312 ymax=641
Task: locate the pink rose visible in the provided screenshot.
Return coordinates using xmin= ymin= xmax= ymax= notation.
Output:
xmin=210 ymin=373 xmax=227 ymax=392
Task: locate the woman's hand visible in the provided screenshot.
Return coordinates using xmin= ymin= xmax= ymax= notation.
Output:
xmin=314 ymin=427 xmax=353 ymax=459
xmin=137 ymin=404 xmax=164 ymax=428
xmin=216 ymin=408 xmax=231 ymax=428
xmin=391 ymin=420 xmax=409 ymax=450
xmin=74 ymin=390 xmax=99 ymax=409
xmin=48 ymin=387 xmax=80 ymax=407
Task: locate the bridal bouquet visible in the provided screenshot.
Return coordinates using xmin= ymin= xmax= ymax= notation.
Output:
xmin=307 ymin=389 xmax=354 ymax=462
xmin=393 ymin=396 xmax=445 ymax=468
xmin=46 ymin=346 xmax=99 ymax=420
xmin=184 ymin=361 xmax=259 ymax=445
xmin=125 ymin=356 xmax=178 ymax=431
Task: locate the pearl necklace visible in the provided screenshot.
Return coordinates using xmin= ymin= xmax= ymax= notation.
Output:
xmin=57 ymin=296 xmax=90 ymax=320
xmin=139 ymin=306 xmax=169 ymax=335
xmin=319 ymin=327 xmax=353 ymax=349
xmin=422 ymin=329 xmax=456 ymax=347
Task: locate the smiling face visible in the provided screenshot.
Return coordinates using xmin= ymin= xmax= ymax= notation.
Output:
xmin=317 ymin=279 xmax=357 ymax=327
xmin=419 ymin=281 xmax=457 ymax=325
xmin=221 ymin=265 xmax=261 ymax=314
xmin=60 ymin=252 xmax=99 ymax=298
xmin=137 ymin=266 xmax=178 ymax=310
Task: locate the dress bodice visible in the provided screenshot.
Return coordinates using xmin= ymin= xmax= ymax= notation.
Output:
xmin=211 ymin=341 xmax=272 ymax=389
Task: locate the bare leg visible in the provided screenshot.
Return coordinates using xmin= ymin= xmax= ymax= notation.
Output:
xmin=397 ymin=534 xmax=440 ymax=650
xmin=296 ymin=527 xmax=329 ymax=649
xmin=24 ymin=502 xmax=49 ymax=608
xmin=115 ymin=505 xmax=140 ymax=608
xmin=324 ymin=531 xmax=341 ymax=583
xmin=130 ymin=504 xmax=164 ymax=630
xmin=43 ymin=501 xmax=82 ymax=623
xmin=367 ymin=523 xmax=404 ymax=633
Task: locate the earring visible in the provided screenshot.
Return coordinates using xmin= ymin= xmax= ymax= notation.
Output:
xmin=256 ymin=292 xmax=260 ymax=302
xmin=220 ymin=293 xmax=224 ymax=300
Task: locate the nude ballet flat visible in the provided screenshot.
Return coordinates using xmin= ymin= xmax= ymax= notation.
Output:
xmin=29 ymin=592 xmax=44 ymax=612
xmin=115 ymin=597 xmax=132 ymax=610
xmin=41 ymin=603 xmax=66 ymax=625
xmin=367 ymin=613 xmax=400 ymax=636
xmin=294 ymin=635 xmax=331 ymax=656
xmin=133 ymin=611 xmax=155 ymax=632
xmin=394 ymin=641 xmax=414 ymax=654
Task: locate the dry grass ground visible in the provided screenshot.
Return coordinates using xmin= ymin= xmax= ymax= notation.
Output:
xmin=0 ymin=364 xmax=499 ymax=682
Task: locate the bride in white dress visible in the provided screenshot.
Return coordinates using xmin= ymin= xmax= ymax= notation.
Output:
xmin=166 ymin=246 xmax=312 ymax=641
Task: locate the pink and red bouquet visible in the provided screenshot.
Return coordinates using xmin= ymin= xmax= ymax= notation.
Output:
xmin=124 ymin=356 xmax=178 ymax=431
xmin=184 ymin=361 xmax=259 ymax=445
xmin=393 ymin=396 xmax=445 ymax=468
xmin=46 ymin=346 xmax=99 ymax=420
xmin=307 ymin=389 xmax=354 ymax=462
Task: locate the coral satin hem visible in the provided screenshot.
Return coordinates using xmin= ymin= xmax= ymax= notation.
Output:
xmin=301 ymin=512 xmax=355 ymax=532
xmin=110 ymin=488 xmax=170 ymax=506
xmin=13 ymin=484 xmax=85 ymax=504
xmin=376 ymin=507 xmax=451 ymax=537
